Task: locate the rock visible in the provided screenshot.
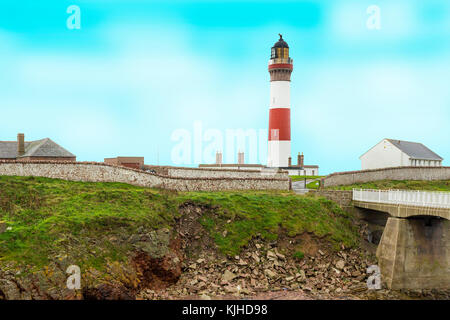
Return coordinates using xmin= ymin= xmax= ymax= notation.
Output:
xmin=285 ymin=276 xmax=294 ymax=282
xmin=349 ymin=284 xmax=367 ymax=293
xmin=190 ymin=279 xmax=198 ymax=286
xmin=276 ymin=253 xmax=286 ymax=260
xmin=264 ymin=269 xmax=277 ymax=279
xmin=197 ymin=282 xmax=206 ymax=290
xmin=238 ymin=259 xmax=247 ymax=266
xmin=318 ymin=250 xmax=324 ymax=256
xmin=296 ymin=270 xmax=306 ymax=282
xmin=222 ymin=270 xmax=236 ymax=282
xmin=83 ymin=283 xmax=135 ymax=300
xmin=251 ymin=253 xmax=260 ymax=263
xmin=200 ymin=294 xmax=211 ymax=300
xmin=196 ymin=258 xmax=205 ymax=264
xmin=351 ymin=271 xmax=361 ymax=277
xmin=0 ymin=278 xmax=22 ymax=299
xmin=267 ymin=250 xmax=277 ymax=260
xmin=335 ymin=260 xmax=345 ymax=270
xmin=197 ymin=276 xmax=207 ymax=282
xmin=224 ymin=286 xmax=238 ymax=293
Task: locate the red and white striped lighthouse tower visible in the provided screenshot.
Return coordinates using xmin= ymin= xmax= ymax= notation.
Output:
xmin=267 ymin=34 xmax=293 ymax=168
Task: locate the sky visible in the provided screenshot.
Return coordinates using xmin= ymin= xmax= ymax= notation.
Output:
xmin=0 ymin=0 xmax=449 ymax=174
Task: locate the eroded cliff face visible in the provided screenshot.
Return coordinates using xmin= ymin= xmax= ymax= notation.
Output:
xmin=0 ymin=228 xmax=184 ymax=300
xmin=1 ymin=202 xmax=448 ymax=300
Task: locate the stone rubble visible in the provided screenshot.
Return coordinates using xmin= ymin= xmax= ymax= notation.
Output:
xmin=136 ymin=237 xmax=450 ymax=301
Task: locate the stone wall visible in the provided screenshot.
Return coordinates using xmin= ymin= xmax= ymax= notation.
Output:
xmin=309 ymin=190 xmax=353 ymax=207
xmin=0 ymin=161 xmax=290 ymax=192
xmin=324 ymin=166 xmax=450 ymax=187
xmin=166 ymin=167 xmax=288 ymax=180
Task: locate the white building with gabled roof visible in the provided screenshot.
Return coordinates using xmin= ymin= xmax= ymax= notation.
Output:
xmin=360 ymin=139 xmax=443 ymax=170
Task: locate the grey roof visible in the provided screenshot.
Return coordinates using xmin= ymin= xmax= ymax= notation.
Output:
xmin=0 ymin=141 xmax=18 ymax=159
xmin=387 ymin=139 xmax=443 ymax=161
xmin=0 ymin=138 xmax=75 ymax=159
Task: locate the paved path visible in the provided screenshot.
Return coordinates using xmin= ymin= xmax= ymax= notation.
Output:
xmin=292 ymin=179 xmax=319 ymax=194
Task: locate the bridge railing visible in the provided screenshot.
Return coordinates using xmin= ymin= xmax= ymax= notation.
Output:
xmin=352 ymin=189 xmax=450 ymax=209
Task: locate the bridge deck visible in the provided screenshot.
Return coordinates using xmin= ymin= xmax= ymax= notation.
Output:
xmin=352 ymin=189 xmax=450 ymax=220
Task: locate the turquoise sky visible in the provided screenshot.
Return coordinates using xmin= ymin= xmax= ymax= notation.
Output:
xmin=0 ymin=0 xmax=449 ymax=174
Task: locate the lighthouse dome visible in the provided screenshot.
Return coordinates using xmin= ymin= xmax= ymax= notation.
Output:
xmin=273 ymin=34 xmax=289 ymax=48
xmin=270 ymin=34 xmax=290 ymax=60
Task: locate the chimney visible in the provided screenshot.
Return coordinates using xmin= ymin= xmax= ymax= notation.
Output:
xmin=238 ymin=151 xmax=244 ymax=165
xmin=215 ymin=151 xmax=223 ymax=165
xmin=297 ymin=152 xmax=305 ymax=167
xmin=17 ymin=133 xmax=25 ymax=156
xmin=288 ymin=156 xmax=292 ymax=167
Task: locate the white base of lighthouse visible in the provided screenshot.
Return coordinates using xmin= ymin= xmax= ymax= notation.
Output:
xmin=267 ymin=140 xmax=291 ymax=168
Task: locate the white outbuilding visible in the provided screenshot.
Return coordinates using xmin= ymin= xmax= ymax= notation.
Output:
xmin=360 ymin=139 xmax=443 ymax=170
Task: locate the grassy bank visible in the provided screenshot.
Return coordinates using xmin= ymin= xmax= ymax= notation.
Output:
xmin=327 ymin=179 xmax=450 ymax=191
xmin=0 ymin=176 xmax=359 ymax=271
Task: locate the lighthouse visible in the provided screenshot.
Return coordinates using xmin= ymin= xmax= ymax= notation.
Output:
xmin=267 ymin=34 xmax=293 ymax=168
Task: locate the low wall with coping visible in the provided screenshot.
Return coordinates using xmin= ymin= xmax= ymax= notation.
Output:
xmin=0 ymin=161 xmax=290 ymax=192
xmin=166 ymin=167 xmax=288 ymax=179
xmin=324 ymin=166 xmax=450 ymax=187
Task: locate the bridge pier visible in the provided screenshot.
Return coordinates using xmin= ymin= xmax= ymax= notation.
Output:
xmin=376 ymin=217 xmax=450 ymax=289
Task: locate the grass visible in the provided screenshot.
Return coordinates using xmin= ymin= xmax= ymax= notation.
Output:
xmin=177 ymin=190 xmax=359 ymax=256
xmin=290 ymin=175 xmax=324 ymax=182
xmin=0 ymin=176 xmax=360 ymax=271
xmin=293 ymin=250 xmax=305 ymax=260
xmin=307 ymin=180 xmax=321 ymax=189
xmin=327 ymin=180 xmax=450 ymax=191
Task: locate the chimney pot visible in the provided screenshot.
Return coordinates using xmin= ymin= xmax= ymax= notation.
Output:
xmin=238 ymin=151 xmax=244 ymax=165
xmin=215 ymin=151 xmax=223 ymax=165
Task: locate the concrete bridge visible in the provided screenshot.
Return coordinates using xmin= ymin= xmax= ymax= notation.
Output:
xmin=353 ymin=189 xmax=450 ymax=290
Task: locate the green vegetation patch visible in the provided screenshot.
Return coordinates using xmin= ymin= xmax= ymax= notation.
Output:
xmin=306 ymin=180 xmax=321 ymax=190
xmin=0 ymin=176 xmax=359 ymax=271
xmin=293 ymin=250 xmax=305 ymax=260
xmin=176 ymin=190 xmax=359 ymax=256
xmin=0 ymin=176 xmax=179 ymax=271
xmin=328 ymin=179 xmax=450 ymax=191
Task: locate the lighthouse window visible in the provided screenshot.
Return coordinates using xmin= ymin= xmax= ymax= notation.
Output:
xmin=271 ymin=48 xmax=275 ymax=58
